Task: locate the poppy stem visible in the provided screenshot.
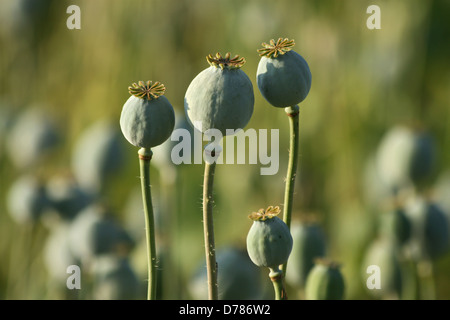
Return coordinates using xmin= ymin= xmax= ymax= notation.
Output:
xmin=280 ymin=105 xmax=300 ymax=279
xmin=138 ymin=147 xmax=158 ymax=300
xmin=270 ymin=267 xmax=288 ymax=300
xmin=202 ymin=143 xmax=221 ymax=300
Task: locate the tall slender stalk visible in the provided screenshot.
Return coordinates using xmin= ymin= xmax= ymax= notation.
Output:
xmin=280 ymin=105 xmax=300 ymax=278
xmin=202 ymin=159 xmax=218 ymax=300
xmin=138 ymin=147 xmax=157 ymax=300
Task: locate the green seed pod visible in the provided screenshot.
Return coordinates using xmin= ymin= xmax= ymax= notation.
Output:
xmin=256 ymin=38 xmax=312 ymax=108
xmin=305 ymin=259 xmax=345 ymax=300
xmin=378 ymin=207 xmax=412 ymax=246
xmin=362 ymin=237 xmax=402 ymax=299
xmin=375 ymin=125 xmax=435 ymax=194
xmin=7 ymin=174 xmax=49 ymax=224
xmin=4 ymin=0 xmax=57 ymax=42
xmin=71 ymin=119 xmax=125 ymax=195
xmin=43 ymin=223 xmax=79 ymax=282
xmin=184 ymin=52 xmax=254 ymax=136
xmin=120 ymin=81 xmax=175 ymax=148
xmin=405 ymin=196 xmax=449 ymax=260
xmin=44 ymin=174 xmax=93 ymax=223
xmin=92 ymin=255 xmax=140 ymax=300
xmin=409 ymin=132 xmax=435 ymax=186
xmin=6 ymin=107 xmax=59 ymax=169
xmin=68 ymin=204 xmax=135 ymax=262
xmin=424 ymin=203 xmax=449 ymax=259
xmin=286 ymin=220 xmax=327 ymax=289
xmin=246 ymin=206 xmax=293 ymax=269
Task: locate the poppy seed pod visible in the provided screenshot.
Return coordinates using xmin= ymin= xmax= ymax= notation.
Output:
xmin=44 ymin=174 xmax=93 ymax=222
xmin=184 ymin=53 xmax=254 ymax=136
xmin=43 ymin=223 xmax=79 ymax=282
xmin=68 ymin=204 xmax=135 ymax=262
xmin=71 ymin=120 xmax=125 ymax=194
xmin=405 ymin=197 xmax=449 ymax=260
xmin=362 ymin=237 xmax=402 ymax=299
xmin=120 ymin=81 xmax=175 ymax=149
xmin=375 ymin=125 xmax=435 ymax=193
xmin=246 ymin=206 xmax=293 ymax=270
xmin=91 ymin=255 xmax=140 ymax=300
xmin=6 ymin=107 xmax=60 ymax=169
xmin=7 ymin=174 xmax=49 ymax=224
xmin=257 ymin=38 xmax=312 ymax=108
xmin=379 ymin=207 xmax=412 ymax=246
xmin=286 ymin=220 xmax=327 ymax=288
xmin=305 ymin=260 xmax=345 ymax=300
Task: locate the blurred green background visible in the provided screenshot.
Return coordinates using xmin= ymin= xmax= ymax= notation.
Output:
xmin=0 ymin=0 xmax=449 ymax=300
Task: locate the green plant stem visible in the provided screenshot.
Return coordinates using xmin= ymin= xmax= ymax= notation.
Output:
xmin=203 ymin=160 xmax=219 ymax=300
xmin=269 ymin=268 xmax=288 ymax=300
xmin=138 ymin=148 xmax=157 ymax=300
xmin=280 ymin=105 xmax=300 ymax=277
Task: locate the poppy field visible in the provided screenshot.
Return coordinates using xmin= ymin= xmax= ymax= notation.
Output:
xmin=0 ymin=0 xmax=449 ymax=301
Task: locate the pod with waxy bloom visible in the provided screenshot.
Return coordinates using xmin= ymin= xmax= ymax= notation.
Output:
xmin=120 ymin=80 xmax=175 ymax=149
xmin=256 ymin=38 xmax=312 ymax=108
xmin=184 ymin=52 xmax=254 ymax=137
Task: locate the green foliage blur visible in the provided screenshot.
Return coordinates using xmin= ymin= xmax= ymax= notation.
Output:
xmin=0 ymin=0 xmax=449 ymax=300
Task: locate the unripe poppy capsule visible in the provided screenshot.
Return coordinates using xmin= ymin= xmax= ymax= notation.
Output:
xmin=120 ymin=81 xmax=175 ymax=149
xmin=286 ymin=220 xmax=327 ymax=288
xmin=246 ymin=206 xmax=293 ymax=270
xmin=184 ymin=53 xmax=254 ymax=136
xmin=256 ymin=38 xmax=312 ymax=108
xmin=305 ymin=259 xmax=345 ymax=300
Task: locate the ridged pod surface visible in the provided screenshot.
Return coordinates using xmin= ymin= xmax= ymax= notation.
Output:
xmin=246 ymin=206 xmax=293 ymax=269
xmin=256 ymin=38 xmax=311 ymax=108
xmin=120 ymin=81 xmax=175 ymax=148
xmin=184 ymin=53 xmax=254 ymax=136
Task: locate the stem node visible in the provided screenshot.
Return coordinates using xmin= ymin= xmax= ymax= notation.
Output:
xmin=269 ymin=268 xmax=288 ymax=300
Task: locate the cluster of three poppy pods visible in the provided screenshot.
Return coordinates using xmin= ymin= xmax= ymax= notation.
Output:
xmin=119 ymin=37 xmax=312 ymax=300
xmin=120 ymin=37 xmax=311 ymax=150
